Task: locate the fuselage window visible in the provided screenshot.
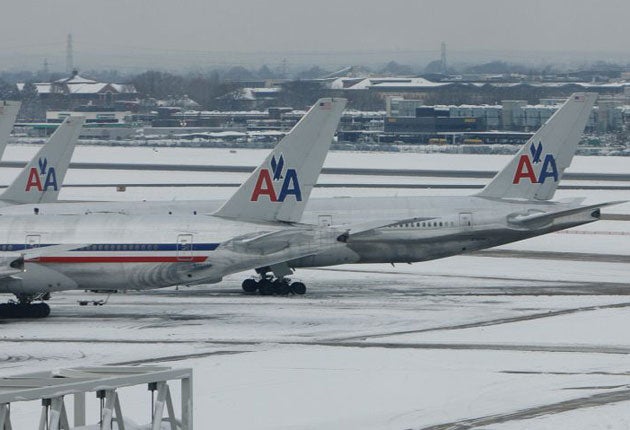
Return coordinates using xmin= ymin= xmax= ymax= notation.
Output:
xmin=439 ymin=222 xmax=443 ymax=227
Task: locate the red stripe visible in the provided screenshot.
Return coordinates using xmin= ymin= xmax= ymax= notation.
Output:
xmin=32 ymin=256 xmax=208 ymax=263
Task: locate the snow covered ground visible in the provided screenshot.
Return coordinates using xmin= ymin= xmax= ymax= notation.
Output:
xmin=1 ymin=146 xmax=630 ymax=428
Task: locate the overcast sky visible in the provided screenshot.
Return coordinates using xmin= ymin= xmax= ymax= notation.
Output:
xmin=1 ymin=0 xmax=628 ymax=71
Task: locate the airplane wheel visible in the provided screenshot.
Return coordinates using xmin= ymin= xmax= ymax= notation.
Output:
xmin=0 ymin=302 xmax=50 ymax=318
xmin=274 ymin=280 xmax=291 ymax=296
xmin=290 ymin=282 xmax=306 ymax=295
xmin=258 ymin=280 xmax=274 ymax=296
xmin=32 ymin=303 xmax=51 ymax=318
xmin=242 ymin=279 xmax=258 ymax=294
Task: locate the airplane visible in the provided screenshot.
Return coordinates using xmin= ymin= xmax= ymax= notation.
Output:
xmin=0 ymin=98 xmax=347 ymax=317
xmin=0 ymin=93 xmax=618 ymax=318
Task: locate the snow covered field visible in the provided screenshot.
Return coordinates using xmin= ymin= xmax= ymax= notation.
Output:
xmin=1 ymin=146 xmax=630 ymax=429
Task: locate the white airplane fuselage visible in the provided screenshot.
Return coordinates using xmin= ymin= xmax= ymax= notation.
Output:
xmin=0 ymin=195 xmax=599 ymax=295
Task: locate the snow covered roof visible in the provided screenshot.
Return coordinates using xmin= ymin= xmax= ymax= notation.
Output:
xmin=330 ymin=77 xmax=451 ymax=90
xmin=55 ymin=73 xmax=97 ymax=84
xmin=235 ymin=87 xmax=282 ymax=101
xmin=67 ymin=83 xmax=109 ymax=94
xmin=110 ymin=83 xmax=138 ymax=94
xmin=330 ymin=76 xmax=630 ymax=92
xmin=16 ymin=83 xmax=54 ymax=94
xmin=17 ymin=71 xmax=137 ymax=96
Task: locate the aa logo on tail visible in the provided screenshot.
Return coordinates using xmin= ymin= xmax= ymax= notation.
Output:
xmin=250 ymin=154 xmax=302 ymax=202
xmin=512 ymin=142 xmax=558 ymax=184
xmin=25 ymin=157 xmax=58 ymax=192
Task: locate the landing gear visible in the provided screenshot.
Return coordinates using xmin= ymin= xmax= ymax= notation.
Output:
xmin=240 ymin=265 xmax=308 ymax=296
xmin=241 ymin=276 xmax=306 ymax=296
xmin=0 ymin=294 xmax=51 ymax=319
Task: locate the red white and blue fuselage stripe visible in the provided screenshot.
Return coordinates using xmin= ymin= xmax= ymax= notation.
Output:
xmin=7 ymin=243 xmax=219 ymax=264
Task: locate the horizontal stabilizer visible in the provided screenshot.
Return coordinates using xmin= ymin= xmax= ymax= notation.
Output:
xmin=0 ymin=244 xmax=85 ymax=278
xmin=508 ymin=201 xmax=626 ymax=227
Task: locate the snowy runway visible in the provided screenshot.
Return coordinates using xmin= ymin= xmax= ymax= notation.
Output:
xmin=3 ymin=256 xmax=630 ymax=429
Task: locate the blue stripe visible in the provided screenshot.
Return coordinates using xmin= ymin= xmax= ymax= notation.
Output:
xmin=0 ymin=243 xmax=220 ymax=252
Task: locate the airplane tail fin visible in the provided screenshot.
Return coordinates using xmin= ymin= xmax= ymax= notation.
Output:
xmin=214 ymin=98 xmax=346 ymax=222
xmin=0 ymin=101 xmax=21 ymax=161
xmin=1 ymin=116 xmax=85 ymax=204
xmin=477 ymin=92 xmax=597 ymax=201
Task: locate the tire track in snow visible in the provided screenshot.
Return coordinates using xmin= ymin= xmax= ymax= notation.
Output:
xmin=302 ymin=341 xmax=630 ymax=355
xmin=419 ymin=386 xmax=630 ymax=430
xmin=327 ymin=301 xmax=630 ymax=342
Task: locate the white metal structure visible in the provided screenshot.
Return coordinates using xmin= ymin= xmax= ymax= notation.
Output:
xmin=0 ymin=365 xmax=192 ymax=429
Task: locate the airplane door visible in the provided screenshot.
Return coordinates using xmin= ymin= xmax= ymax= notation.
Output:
xmin=25 ymin=234 xmax=41 ymax=262
xmin=318 ymin=215 xmax=333 ymax=227
xmin=459 ymin=213 xmax=473 ymax=228
xmin=176 ymin=234 xmax=194 ymax=262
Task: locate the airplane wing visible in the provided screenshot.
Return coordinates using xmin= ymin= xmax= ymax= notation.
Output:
xmin=224 ymin=216 xmax=436 ymax=255
xmin=329 ymin=216 xmax=437 ymax=241
xmin=222 ymin=226 xmax=341 ymax=255
xmin=507 ymin=201 xmax=626 ymax=228
xmin=185 ymin=225 xmax=349 ymax=283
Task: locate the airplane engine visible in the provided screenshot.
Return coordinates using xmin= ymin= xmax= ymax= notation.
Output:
xmin=0 ymin=253 xmax=25 ymax=277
